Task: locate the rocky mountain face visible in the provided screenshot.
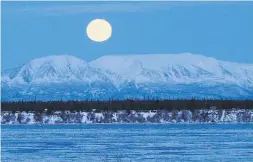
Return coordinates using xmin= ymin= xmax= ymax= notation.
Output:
xmin=2 ymin=54 xmax=253 ymax=101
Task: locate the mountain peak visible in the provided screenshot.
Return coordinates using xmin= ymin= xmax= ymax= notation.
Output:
xmin=27 ymin=54 xmax=87 ymax=67
xmin=2 ymin=53 xmax=253 ymax=100
xmin=3 ymin=54 xmax=92 ymax=84
xmin=3 ymin=53 xmax=252 ymax=85
xmin=93 ymin=53 xmax=216 ymax=61
xmin=90 ymin=53 xmax=219 ymax=74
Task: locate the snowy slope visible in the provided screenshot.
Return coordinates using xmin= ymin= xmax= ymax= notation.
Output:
xmin=2 ymin=55 xmax=111 ymax=84
xmin=2 ymin=53 xmax=253 ymax=101
xmin=90 ymin=53 xmax=253 ymax=86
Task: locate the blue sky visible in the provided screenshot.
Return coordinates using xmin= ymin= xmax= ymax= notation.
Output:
xmin=2 ymin=1 xmax=253 ymax=69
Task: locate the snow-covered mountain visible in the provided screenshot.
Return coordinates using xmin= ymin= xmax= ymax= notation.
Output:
xmin=2 ymin=53 xmax=253 ymax=101
xmin=2 ymin=55 xmax=110 ymax=84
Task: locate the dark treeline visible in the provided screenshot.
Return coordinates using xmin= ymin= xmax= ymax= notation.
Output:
xmin=1 ymin=98 xmax=253 ymax=113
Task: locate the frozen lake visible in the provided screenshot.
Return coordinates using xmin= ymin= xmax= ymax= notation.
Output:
xmin=2 ymin=124 xmax=253 ymax=161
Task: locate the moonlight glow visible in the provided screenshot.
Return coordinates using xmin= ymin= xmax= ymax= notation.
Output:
xmin=86 ymin=19 xmax=112 ymax=42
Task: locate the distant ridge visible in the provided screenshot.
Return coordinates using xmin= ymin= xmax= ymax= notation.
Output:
xmin=2 ymin=53 xmax=253 ymax=101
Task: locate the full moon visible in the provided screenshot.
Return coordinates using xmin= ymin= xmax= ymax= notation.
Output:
xmin=86 ymin=19 xmax=112 ymax=42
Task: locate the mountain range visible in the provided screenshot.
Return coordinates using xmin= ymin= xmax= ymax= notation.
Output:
xmin=2 ymin=53 xmax=253 ymax=101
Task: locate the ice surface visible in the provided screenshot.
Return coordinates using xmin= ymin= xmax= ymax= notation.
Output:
xmin=2 ymin=124 xmax=253 ymax=162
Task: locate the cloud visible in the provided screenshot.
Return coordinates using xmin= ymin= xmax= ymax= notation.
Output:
xmin=8 ymin=2 xmax=174 ymax=16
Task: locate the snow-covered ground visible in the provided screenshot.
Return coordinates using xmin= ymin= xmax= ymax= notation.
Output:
xmin=2 ymin=109 xmax=253 ymax=124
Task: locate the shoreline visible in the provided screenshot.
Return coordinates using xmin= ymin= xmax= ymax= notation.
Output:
xmin=2 ymin=109 xmax=253 ymax=124
xmin=2 ymin=122 xmax=253 ymax=125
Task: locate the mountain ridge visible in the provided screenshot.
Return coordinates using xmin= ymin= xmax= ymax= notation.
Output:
xmin=2 ymin=53 xmax=253 ymax=101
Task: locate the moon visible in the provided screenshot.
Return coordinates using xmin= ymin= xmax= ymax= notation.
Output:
xmin=86 ymin=19 xmax=112 ymax=42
